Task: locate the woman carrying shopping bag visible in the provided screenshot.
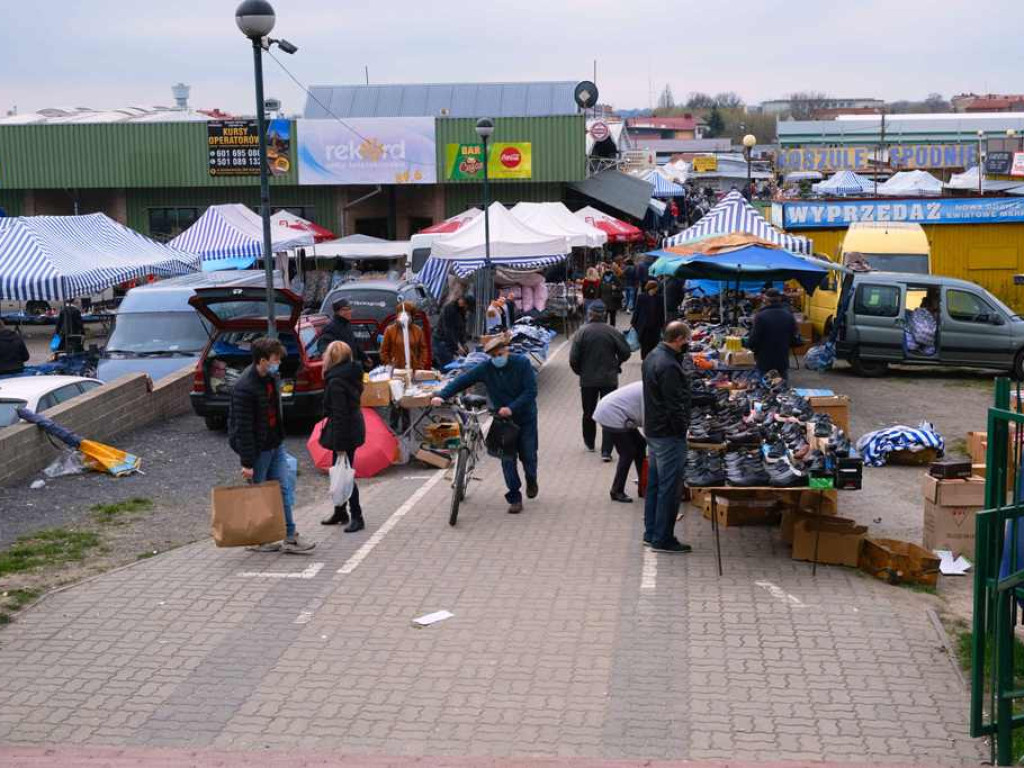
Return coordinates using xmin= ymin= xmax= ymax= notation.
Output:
xmin=319 ymin=341 xmax=367 ymax=532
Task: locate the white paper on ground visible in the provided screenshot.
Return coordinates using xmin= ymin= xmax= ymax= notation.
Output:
xmin=934 ymin=550 xmax=973 ymax=576
xmin=413 ymin=610 xmax=454 ymax=627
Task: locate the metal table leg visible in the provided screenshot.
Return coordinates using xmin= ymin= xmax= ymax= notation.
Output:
xmin=711 ymin=491 xmax=723 ymax=576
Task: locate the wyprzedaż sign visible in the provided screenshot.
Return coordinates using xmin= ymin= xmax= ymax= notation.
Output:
xmin=208 ymin=120 xmax=260 ymax=176
xmin=444 ymin=143 xmax=533 ymax=181
xmin=776 ymin=144 xmax=978 ymax=173
xmin=778 ymin=198 xmax=1024 ymax=229
xmin=297 ymin=118 xmax=437 ymax=185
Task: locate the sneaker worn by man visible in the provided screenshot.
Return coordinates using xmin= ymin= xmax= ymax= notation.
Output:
xmin=508 ymin=502 xmax=523 ymax=514
xmin=247 ymin=541 xmax=282 ymax=553
xmin=652 ymin=539 xmax=693 ymax=554
xmin=282 ymin=534 xmax=316 ymax=553
xmin=601 ymin=454 xmax=613 ymax=463
xmin=526 ymin=479 xmax=539 ymax=499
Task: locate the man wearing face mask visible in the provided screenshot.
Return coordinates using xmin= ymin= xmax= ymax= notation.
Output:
xmin=431 ymin=337 xmax=538 ymax=514
xmin=228 ymin=337 xmax=314 ymax=553
xmin=642 ymin=321 xmax=693 ymax=554
xmin=379 ymin=301 xmax=430 ymax=370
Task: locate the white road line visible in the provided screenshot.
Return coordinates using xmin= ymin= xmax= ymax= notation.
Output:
xmin=755 ymin=580 xmax=806 ymax=608
xmin=641 ymin=547 xmax=658 ymax=590
xmin=238 ymin=562 xmax=325 ymax=579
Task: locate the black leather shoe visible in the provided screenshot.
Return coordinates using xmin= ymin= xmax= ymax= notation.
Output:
xmin=344 ymin=510 xmax=365 ymax=532
xmin=526 ymin=479 xmax=539 ymax=499
xmin=321 ymin=505 xmax=349 ymax=525
xmin=610 ymin=491 xmax=633 ymax=503
xmin=508 ymin=502 xmax=523 ymax=514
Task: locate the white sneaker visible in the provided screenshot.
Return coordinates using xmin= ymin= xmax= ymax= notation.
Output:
xmin=282 ymin=534 xmax=316 ymax=554
xmin=247 ymin=542 xmax=282 ymax=553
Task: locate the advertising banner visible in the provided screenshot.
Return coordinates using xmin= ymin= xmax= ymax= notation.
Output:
xmin=779 ymin=198 xmax=1024 ymax=229
xmin=266 ymin=119 xmax=291 ymax=177
xmin=297 ymin=118 xmax=436 ymax=185
xmin=691 ymin=156 xmax=718 ymax=173
xmin=986 ymin=151 xmax=1014 ymax=176
xmin=207 ymin=120 xmax=260 ymax=177
xmin=1012 ymin=152 xmax=1024 ymax=178
xmin=777 ymin=144 xmax=978 ymax=173
xmin=445 ymin=143 xmax=533 ymax=180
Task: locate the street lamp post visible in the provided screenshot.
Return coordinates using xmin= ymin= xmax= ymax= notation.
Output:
xmin=235 ymin=0 xmax=297 ymax=338
xmin=977 ymin=129 xmax=986 ymax=197
xmin=475 ymin=117 xmax=495 ymax=336
xmin=742 ymin=134 xmax=757 ymax=199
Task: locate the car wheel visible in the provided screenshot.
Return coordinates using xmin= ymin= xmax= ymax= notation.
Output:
xmin=850 ymin=355 xmax=888 ymax=378
xmin=205 ymin=415 xmax=227 ymax=431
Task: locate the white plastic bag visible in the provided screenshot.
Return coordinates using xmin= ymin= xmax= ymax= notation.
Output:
xmin=329 ymin=454 xmax=355 ymax=506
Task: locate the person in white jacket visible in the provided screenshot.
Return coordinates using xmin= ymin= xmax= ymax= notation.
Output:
xmin=593 ymin=381 xmax=646 ymax=504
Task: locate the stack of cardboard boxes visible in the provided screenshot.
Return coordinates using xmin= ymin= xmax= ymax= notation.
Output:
xmin=921 ymin=474 xmax=984 ymax=558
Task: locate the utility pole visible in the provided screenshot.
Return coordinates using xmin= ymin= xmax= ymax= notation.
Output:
xmin=875 ymin=110 xmax=886 ymax=195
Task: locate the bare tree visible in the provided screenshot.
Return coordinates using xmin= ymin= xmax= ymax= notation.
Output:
xmin=714 ymin=92 xmax=745 ymax=109
xmin=924 ymin=92 xmax=950 ymax=112
xmin=657 ymin=84 xmax=675 ymax=110
xmin=686 ymin=92 xmax=716 ymax=109
xmin=785 ymin=91 xmax=830 ymax=120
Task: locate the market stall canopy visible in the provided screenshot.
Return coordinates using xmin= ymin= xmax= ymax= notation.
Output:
xmin=568 ymin=170 xmax=653 ymax=220
xmin=417 ymin=209 xmax=481 ymax=235
xmin=945 ymin=166 xmax=1024 ymax=194
xmin=665 ymin=190 xmax=812 ymax=254
xmin=784 ymin=171 xmax=824 ymax=184
xmin=170 ymin=204 xmax=315 ymax=270
xmin=812 ymin=170 xmax=875 ymax=196
xmin=419 ymin=202 xmax=571 ymax=298
xmin=642 ymin=169 xmax=686 ymax=198
xmin=648 ymin=243 xmax=842 ymax=295
xmin=312 ymin=239 xmax=412 ymax=260
xmin=0 ymin=214 xmax=200 ymax=301
xmin=875 ymin=170 xmax=943 ymax=197
xmin=574 ymin=206 xmax=644 ymax=243
xmin=270 ymin=210 xmax=336 ymax=243
xmin=511 ymin=202 xmax=608 ymax=249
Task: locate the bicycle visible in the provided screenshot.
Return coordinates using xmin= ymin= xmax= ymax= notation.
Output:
xmin=445 ymin=394 xmax=491 ymax=527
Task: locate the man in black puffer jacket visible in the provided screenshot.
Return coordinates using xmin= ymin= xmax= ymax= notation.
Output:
xmin=228 ymin=337 xmax=314 ymax=554
xmin=319 ymin=299 xmax=369 ymax=369
xmin=570 ymin=300 xmax=632 ymax=460
xmin=0 ymin=320 xmax=30 ymax=374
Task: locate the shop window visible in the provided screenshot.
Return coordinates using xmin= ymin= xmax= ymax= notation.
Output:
xmin=148 ymin=207 xmax=199 ymax=241
xmin=853 ymin=284 xmax=900 ymax=317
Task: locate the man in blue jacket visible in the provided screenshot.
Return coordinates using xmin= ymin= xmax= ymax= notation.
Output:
xmin=433 ymin=337 xmax=539 ymax=514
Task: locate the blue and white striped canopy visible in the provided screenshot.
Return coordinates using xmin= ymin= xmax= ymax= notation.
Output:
xmin=643 ymin=170 xmax=685 ymax=198
xmin=170 ymin=204 xmax=314 ymax=269
xmin=664 ymin=190 xmax=812 ymax=254
xmin=813 ymin=170 xmax=875 ymax=196
xmin=0 ymin=214 xmax=200 ymax=301
xmin=420 ymin=255 xmax=565 ymax=299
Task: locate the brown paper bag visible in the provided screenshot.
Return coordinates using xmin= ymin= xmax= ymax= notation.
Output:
xmin=211 ymin=481 xmax=287 ymax=548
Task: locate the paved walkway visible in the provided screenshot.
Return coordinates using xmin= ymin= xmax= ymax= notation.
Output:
xmin=0 ymin=341 xmax=987 ymax=766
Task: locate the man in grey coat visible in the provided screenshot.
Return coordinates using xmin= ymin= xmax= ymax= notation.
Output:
xmin=593 ymin=381 xmax=646 ymax=503
xmin=570 ymin=300 xmax=632 ymax=461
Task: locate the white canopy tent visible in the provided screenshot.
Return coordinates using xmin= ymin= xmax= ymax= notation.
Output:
xmin=310 ymin=239 xmax=412 ymax=260
xmin=812 ymin=170 xmax=876 ymax=196
xmin=510 ymin=202 xmax=608 ymax=249
xmin=876 ymin=170 xmax=944 ymax=197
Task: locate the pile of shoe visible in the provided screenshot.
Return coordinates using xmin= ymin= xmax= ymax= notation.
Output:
xmin=725 ymin=449 xmax=770 ymax=486
xmin=686 ymin=450 xmax=726 ymax=487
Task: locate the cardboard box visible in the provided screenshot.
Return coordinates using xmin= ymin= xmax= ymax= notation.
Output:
xmin=781 ymin=505 xmax=838 ymax=544
xmin=890 ymin=448 xmax=939 ymax=466
xmin=860 ymin=537 xmax=941 ymax=587
xmin=400 ymin=393 xmax=436 ymax=409
xmin=393 ymin=369 xmax=440 ymax=382
xmin=360 ymin=380 xmax=392 ymax=408
xmin=724 ymin=349 xmax=755 ymax=368
xmin=921 ymin=474 xmax=985 ymax=507
xmin=923 ymin=500 xmax=977 ymax=559
xmin=714 ymin=493 xmax=783 ymax=527
xmin=791 ymin=517 xmax=866 ymax=567
xmin=414 ymin=448 xmax=451 ymax=469
xmin=808 ymin=395 xmax=850 ymax=434
xmin=796 ymin=489 xmax=838 ymax=516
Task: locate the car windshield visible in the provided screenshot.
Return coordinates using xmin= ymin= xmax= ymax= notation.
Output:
xmin=106 ymin=312 xmax=211 ymax=354
xmin=326 ymin=289 xmax=396 ymax=325
xmin=0 ymin=399 xmax=27 ymax=427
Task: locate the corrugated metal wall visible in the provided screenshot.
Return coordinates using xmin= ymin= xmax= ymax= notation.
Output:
xmin=799 ymin=224 xmax=1024 ymax=311
xmin=125 ymin=187 xmax=337 ymax=235
xmin=0 ymin=123 xmax=298 ymax=189
xmin=435 ymin=116 xmax=585 ymax=184
xmin=444 ymin=183 xmax=566 ymax=217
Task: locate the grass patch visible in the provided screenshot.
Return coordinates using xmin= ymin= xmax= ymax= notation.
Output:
xmin=900 ymin=581 xmax=938 ymax=595
xmin=0 ymin=588 xmax=42 ymax=626
xmin=136 ymin=551 xmax=157 ymax=561
xmin=948 ymin=437 xmax=969 ymax=458
xmin=90 ymin=497 xmax=153 ymax=524
xmin=0 ymin=528 xmax=102 ymax=577
xmin=955 ymin=627 xmax=1024 ymax=760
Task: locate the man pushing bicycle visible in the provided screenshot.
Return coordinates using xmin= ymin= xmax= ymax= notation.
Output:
xmin=432 ymin=336 xmax=539 ymax=515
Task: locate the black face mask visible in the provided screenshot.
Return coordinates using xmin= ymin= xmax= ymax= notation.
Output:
xmin=678 ymin=343 xmax=690 ymax=356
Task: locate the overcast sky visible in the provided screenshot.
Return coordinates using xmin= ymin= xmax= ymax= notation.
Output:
xmin=1 ymin=0 xmax=1021 ymax=116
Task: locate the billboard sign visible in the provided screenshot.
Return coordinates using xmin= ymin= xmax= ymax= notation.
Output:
xmin=691 ymin=155 xmax=718 ymax=173
xmin=207 ymin=120 xmax=260 ymax=176
xmin=297 ymin=118 xmax=436 ymax=185
xmin=777 ymin=144 xmax=978 ymax=173
xmin=444 ymin=143 xmax=533 ymax=180
xmin=779 ymin=197 xmax=1024 ymax=229
xmin=1013 ymin=152 xmax=1024 ymax=178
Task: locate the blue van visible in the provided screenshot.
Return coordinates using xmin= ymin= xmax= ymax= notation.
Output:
xmin=96 ymin=271 xmax=273 ymax=383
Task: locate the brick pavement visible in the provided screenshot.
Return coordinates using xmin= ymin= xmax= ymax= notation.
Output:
xmin=0 ymin=339 xmax=988 ymax=766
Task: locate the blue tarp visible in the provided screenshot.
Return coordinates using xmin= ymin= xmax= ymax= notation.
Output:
xmin=648 ymin=244 xmax=836 ymax=295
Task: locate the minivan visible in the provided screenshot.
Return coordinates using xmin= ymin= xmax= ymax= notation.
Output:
xmin=808 ymin=222 xmax=931 ymax=338
xmin=835 ymin=271 xmax=1024 ymax=378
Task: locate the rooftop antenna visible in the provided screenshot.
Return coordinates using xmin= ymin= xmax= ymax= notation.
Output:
xmin=365 ymin=65 xmax=369 ymax=85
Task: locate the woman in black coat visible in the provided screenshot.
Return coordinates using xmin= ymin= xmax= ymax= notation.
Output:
xmin=319 ymin=341 xmax=367 ymax=532
xmin=631 ymin=280 xmax=665 ymax=360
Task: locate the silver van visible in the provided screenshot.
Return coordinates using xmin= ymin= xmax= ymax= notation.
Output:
xmin=96 ymin=271 xmax=270 ymax=383
xmin=836 ymin=272 xmax=1024 ymax=377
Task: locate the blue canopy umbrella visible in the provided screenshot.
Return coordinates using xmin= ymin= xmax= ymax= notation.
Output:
xmin=648 ymin=244 xmax=840 ymax=295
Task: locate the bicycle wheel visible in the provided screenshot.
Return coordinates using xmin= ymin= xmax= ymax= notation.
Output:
xmin=449 ymin=446 xmax=470 ymax=526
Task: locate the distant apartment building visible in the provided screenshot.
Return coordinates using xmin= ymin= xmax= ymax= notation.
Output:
xmin=761 ymin=97 xmax=885 ymax=116
xmin=952 ymin=93 xmax=1024 ymax=113
xmin=625 ymin=115 xmax=705 ymax=141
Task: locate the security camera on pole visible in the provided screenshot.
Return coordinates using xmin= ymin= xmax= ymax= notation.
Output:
xmin=235 ymin=0 xmax=298 ymax=338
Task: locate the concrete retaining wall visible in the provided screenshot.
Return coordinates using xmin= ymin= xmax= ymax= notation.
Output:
xmin=0 ymin=367 xmax=194 ymax=487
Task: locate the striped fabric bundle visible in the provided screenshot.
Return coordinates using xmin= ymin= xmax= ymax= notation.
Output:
xmin=855 ymin=422 xmax=945 ymax=467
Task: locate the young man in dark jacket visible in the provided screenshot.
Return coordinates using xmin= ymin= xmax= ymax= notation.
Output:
xmin=433 ymin=295 xmax=474 ymax=367
xmin=570 ymin=300 xmax=632 ymax=460
xmin=642 ymin=321 xmax=692 ymax=554
xmin=319 ymin=299 xmax=369 ymax=369
xmin=0 ymin=320 xmax=30 ymax=375
xmin=228 ymin=337 xmax=314 ymax=553
xmin=433 ymin=336 xmax=538 ymax=514
xmin=748 ymin=288 xmax=797 ymax=381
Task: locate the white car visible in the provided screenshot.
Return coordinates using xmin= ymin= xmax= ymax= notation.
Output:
xmin=0 ymin=375 xmax=104 ymax=428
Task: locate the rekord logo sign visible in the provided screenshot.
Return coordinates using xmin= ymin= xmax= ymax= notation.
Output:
xmin=324 ymin=138 xmax=407 ymax=163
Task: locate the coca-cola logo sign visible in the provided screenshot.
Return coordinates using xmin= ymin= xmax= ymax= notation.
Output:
xmin=500 ymin=147 xmax=522 ymax=169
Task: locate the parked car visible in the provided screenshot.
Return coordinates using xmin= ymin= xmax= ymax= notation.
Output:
xmin=835 ymin=271 xmax=1024 ymax=377
xmin=97 ymin=271 xmax=271 ymax=384
xmin=0 ymin=375 xmax=104 ymax=428
xmin=319 ymin=279 xmax=440 ymax=330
